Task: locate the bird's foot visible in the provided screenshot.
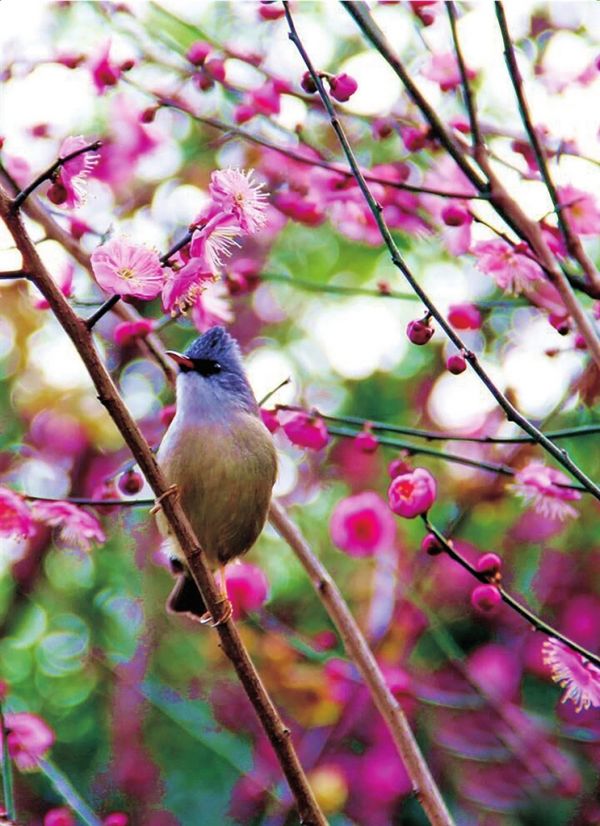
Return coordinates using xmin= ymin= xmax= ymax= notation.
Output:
xmin=150 ymin=483 xmax=180 ymax=515
xmin=199 ymin=598 xmax=233 ymax=627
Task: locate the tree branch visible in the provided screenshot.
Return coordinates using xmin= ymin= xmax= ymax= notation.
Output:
xmin=269 ymin=501 xmax=455 ymax=826
xmin=283 ymin=2 xmax=600 ymax=503
xmin=0 ymin=184 xmax=327 ymax=826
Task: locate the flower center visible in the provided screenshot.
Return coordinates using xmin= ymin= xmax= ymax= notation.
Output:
xmin=396 ymin=479 xmax=415 ymax=499
xmin=118 ymin=267 xmax=136 ymax=280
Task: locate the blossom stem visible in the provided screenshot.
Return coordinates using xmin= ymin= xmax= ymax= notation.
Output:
xmin=85 ymin=293 xmax=121 ymax=330
xmin=446 ymin=3 xmax=482 ymax=151
xmin=0 ymin=703 xmax=15 ymax=821
xmin=269 ymin=500 xmax=456 ymax=826
xmin=37 ymin=758 xmax=103 ymax=826
xmin=284 ymin=2 xmax=600 ymax=503
xmin=422 ymin=516 xmax=600 ymax=669
xmin=258 ymin=377 xmax=291 ymax=407
xmin=160 ymin=228 xmax=194 ymax=265
xmin=0 ymin=183 xmax=327 ymax=826
xmin=0 ymin=270 xmax=30 ymax=280
xmin=10 ymin=140 xmax=102 ymax=212
xmin=495 ymin=2 xmax=600 ymax=292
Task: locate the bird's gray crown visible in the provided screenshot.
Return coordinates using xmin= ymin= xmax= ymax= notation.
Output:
xmin=185 ymin=326 xmax=242 ymax=368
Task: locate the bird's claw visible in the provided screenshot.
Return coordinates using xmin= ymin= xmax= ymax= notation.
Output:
xmin=199 ymin=598 xmax=233 ymax=627
xmin=150 ymin=483 xmax=180 ymax=515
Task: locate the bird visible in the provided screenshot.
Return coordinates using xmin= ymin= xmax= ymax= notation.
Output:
xmin=154 ymin=326 xmax=277 ymax=625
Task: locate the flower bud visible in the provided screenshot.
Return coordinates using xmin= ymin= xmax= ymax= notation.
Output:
xmin=388 ymin=467 xmax=436 ymax=518
xmin=448 ymin=303 xmax=482 ymax=330
xmin=301 ymin=71 xmax=318 ymax=94
xmin=406 ymin=318 xmax=434 ymax=345
xmin=421 ymin=533 xmax=443 ymax=555
xmin=446 ymin=353 xmax=467 ymax=374
xmin=471 ymin=584 xmax=501 ymax=612
xmin=117 ymin=469 xmax=144 ymax=496
xmin=47 ymin=180 xmax=68 ymax=205
xmin=329 ymin=72 xmax=358 ymax=102
xmin=186 ymin=41 xmax=211 ymax=66
xmin=475 ymin=552 xmax=502 ymax=579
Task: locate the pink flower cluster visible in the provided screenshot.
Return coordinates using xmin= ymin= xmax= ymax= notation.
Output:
xmin=90 ymin=169 xmax=268 ymax=322
xmin=330 ymin=491 xmax=396 ymax=557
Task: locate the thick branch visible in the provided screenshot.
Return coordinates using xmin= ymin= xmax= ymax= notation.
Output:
xmin=269 ymin=501 xmax=455 ymax=826
xmin=0 ymin=185 xmax=326 ymax=826
xmin=283 ymin=3 xmax=600 ymax=502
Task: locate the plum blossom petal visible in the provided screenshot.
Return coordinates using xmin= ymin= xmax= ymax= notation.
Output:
xmin=2 ymin=712 xmax=55 ymax=771
xmin=226 ymin=562 xmax=269 ymax=619
xmin=557 ymin=186 xmax=600 ymax=235
xmin=472 ymin=239 xmax=543 ymax=295
xmin=281 ymin=411 xmax=329 ymax=450
xmin=161 ymin=255 xmax=214 ymax=315
xmin=32 ymin=500 xmax=105 ymax=550
xmin=190 ymin=278 xmax=233 ymax=332
xmin=543 ymin=638 xmax=600 ymax=712
xmin=209 ymin=168 xmax=268 ymax=233
xmin=0 ymin=487 xmax=35 ymax=539
xmin=511 ymin=462 xmax=580 ymax=521
xmin=190 ymin=212 xmax=242 ymax=276
xmin=388 ymin=468 xmax=436 ymax=518
xmin=330 ymin=491 xmax=396 ymax=557
xmin=423 ymin=52 xmax=476 ymax=91
xmin=53 ymin=135 xmax=100 ymax=209
xmin=91 ymin=237 xmax=166 ymax=299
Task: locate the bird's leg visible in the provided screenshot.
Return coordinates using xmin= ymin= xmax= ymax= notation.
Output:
xmin=150 ymin=483 xmax=180 ymax=515
xmin=199 ymin=565 xmax=233 ymax=627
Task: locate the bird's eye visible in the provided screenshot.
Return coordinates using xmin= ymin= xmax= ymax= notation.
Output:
xmin=193 ymin=358 xmax=222 ymax=377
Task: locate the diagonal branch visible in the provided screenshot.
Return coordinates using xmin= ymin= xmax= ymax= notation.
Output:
xmin=284 ymin=2 xmax=600 ymax=500
xmin=495 ymin=1 xmax=600 ymax=292
xmin=0 ymin=184 xmax=327 ymax=826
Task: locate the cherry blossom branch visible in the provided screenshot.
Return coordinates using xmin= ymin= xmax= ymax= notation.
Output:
xmin=85 ymin=293 xmax=121 ymax=330
xmin=494 ymin=1 xmax=600 ymax=292
xmin=10 ymin=140 xmax=102 ymax=212
xmin=0 ymin=185 xmax=327 ymax=826
xmin=283 ymin=2 xmax=600 ymax=503
xmin=276 ymin=406 xmax=600 ymax=446
xmin=0 ymin=703 xmax=15 ymax=822
xmin=343 ymin=2 xmax=600 ymax=364
xmin=446 ymin=3 xmax=482 ymax=151
xmin=268 ymin=501 xmax=455 ymax=826
xmin=422 ymin=516 xmax=600 ymax=668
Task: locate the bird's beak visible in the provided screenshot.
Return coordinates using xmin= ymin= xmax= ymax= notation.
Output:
xmin=165 ymin=350 xmax=195 ymax=370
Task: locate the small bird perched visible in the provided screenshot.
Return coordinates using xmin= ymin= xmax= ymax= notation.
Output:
xmin=155 ymin=327 xmax=277 ymax=625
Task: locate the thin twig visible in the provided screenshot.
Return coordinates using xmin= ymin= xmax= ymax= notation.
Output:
xmin=446 ymin=3 xmax=482 ymax=151
xmin=11 ymin=140 xmax=102 ymax=212
xmin=37 ymin=759 xmax=102 ymax=826
xmin=262 ymin=272 xmax=419 ymax=301
xmin=0 ymin=184 xmax=327 ymax=826
xmin=494 ymin=2 xmax=600 ymax=292
xmin=0 ymin=704 xmax=15 ymax=821
xmin=283 ymin=2 xmax=600 ymax=503
xmin=85 ymin=293 xmax=121 ymax=330
xmin=160 ymin=228 xmax=194 ymax=265
xmin=269 ymin=500 xmax=456 ymax=826
xmin=422 ymin=517 xmax=600 ymax=669
xmin=0 ymin=271 xmax=29 ymax=280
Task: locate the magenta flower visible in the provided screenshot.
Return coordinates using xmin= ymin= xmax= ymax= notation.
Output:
xmin=209 ymin=168 xmax=268 ymax=233
xmin=186 ymin=41 xmax=211 ymax=66
xmin=48 ymin=136 xmax=99 ymax=209
xmin=44 ymin=808 xmax=76 ymax=826
xmin=161 ymin=254 xmax=214 ymax=315
xmin=189 ymin=211 xmax=242 ymax=276
xmin=113 ymin=318 xmax=155 ymax=347
xmin=0 ymin=487 xmax=35 ymax=539
xmin=274 ymin=190 xmax=325 ymax=227
xmin=470 ymin=584 xmax=502 ymax=612
xmin=32 ymin=500 xmax=105 ymax=550
xmin=447 ymin=303 xmax=482 ymax=330
xmin=190 ymin=279 xmax=234 ymax=332
xmin=472 ymin=239 xmax=543 ymax=295
xmin=557 ymin=185 xmax=600 ymax=235
xmin=543 ymin=638 xmax=600 ymax=712
xmin=330 ymin=491 xmax=396 ymax=557
xmin=329 ymin=73 xmax=358 ymax=102
xmin=226 ymin=563 xmax=269 ymax=620
xmin=511 ymin=461 xmax=581 ymax=521
xmin=388 ymin=468 xmax=436 ymax=518
xmin=89 ymin=41 xmax=122 ymax=94
xmin=281 ymin=411 xmax=329 ymax=450
xmin=91 ymin=237 xmax=166 ymax=299
xmin=423 ymin=52 xmax=476 ymax=92
xmin=260 ymin=408 xmax=280 ymax=433
xmin=2 ymin=712 xmax=55 ymax=771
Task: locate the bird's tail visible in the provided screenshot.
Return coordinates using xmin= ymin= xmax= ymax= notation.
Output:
xmin=166 ymin=569 xmax=206 ymax=619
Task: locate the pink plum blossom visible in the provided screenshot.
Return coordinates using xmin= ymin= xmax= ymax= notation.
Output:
xmin=281 ymin=411 xmax=329 ymax=450
xmin=2 ymin=712 xmax=55 ymax=771
xmin=189 ymin=210 xmax=242 ymax=276
xmin=543 ymin=638 xmax=600 ymax=713
xmin=32 ymin=500 xmax=105 ymax=550
xmin=186 ymin=41 xmax=211 ymax=65
xmin=388 ymin=468 xmax=436 ymax=518
xmin=226 ymin=563 xmax=269 ymax=619
xmin=470 ymin=584 xmax=502 ymax=613
xmin=113 ymin=318 xmax=155 ymax=346
xmin=472 ymin=239 xmax=543 ymax=295
xmin=0 ymin=487 xmax=35 ymax=539
xmin=511 ymin=461 xmax=581 ymax=521
xmin=329 ymin=73 xmax=358 ymax=102
xmin=190 ymin=278 xmax=234 ymax=332
xmin=209 ymin=168 xmax=268 ymax=234
xmin=89 ymin=41 xmax=122 ymax=94
xmin=274 ymin=190 xmax=325 ymax=226
xmin=448 ymin=303 xmax=482 ymax=330
xmin=557 ymin=185 xmax=600 ymax=235
xmin=103 ymin=815 xmax=129 ymax=826
xmin=161 ymin=253 xmax=214 ymax=315
xmin=49 ymin=136 xmax=99 ymax=209
xmin=423 ymin=52 xmax=476 ymax=92
xmin=45 ymin=808 xmax=75 ymax=826
xmin=91 ymin=237 xmax=166 ymax=299
xmin=260 ymin=409 xmax=280 ymax=433
xmin=330 ymin=491 xmax=396 ymax=557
